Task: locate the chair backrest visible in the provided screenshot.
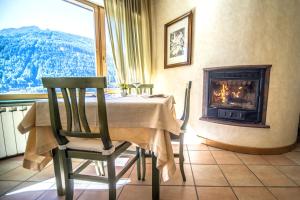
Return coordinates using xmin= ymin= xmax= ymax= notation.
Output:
xmin=42 ymin=77 xmax=113 ymax=151
xmin=127 ymin=84 xmax=154 ymax=95
xmin=180 ymin=81 xmax=192 ymax=130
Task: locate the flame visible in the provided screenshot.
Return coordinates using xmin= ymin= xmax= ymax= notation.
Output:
xmin=220 ymin=84 xmax=229 ymax=103
xmin=232 ymin=91 xmax=240 ymax=98
xmin=213 ymin=84 xmax=229 ymax=103
xmin=213 ymin=83 xmax=244 ymax=104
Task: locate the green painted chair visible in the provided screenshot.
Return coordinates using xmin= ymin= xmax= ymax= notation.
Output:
xmin=42 ymin=77 xmax=140 ymax=200
xmin=139 ymin=81 xmax=192 ymax=181
xmin=127 ymin=83 xmax=154 ymax=95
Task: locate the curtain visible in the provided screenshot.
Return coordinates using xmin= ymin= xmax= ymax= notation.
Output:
xmin=104 ymin=0 xmax=152 ymax=84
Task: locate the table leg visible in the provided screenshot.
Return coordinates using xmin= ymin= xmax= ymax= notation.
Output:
xmin=152 ymin=152 xmax=159 ymax=200
xmin=52 ymin=148 xmax=64 ymax=196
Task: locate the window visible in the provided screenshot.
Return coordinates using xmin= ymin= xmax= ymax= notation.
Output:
xmin=0 ymin=0 xmax=117 ymax=98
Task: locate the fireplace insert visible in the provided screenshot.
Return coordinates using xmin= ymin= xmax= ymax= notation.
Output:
xmin=202 ymin=66 xmax=271 ymax=124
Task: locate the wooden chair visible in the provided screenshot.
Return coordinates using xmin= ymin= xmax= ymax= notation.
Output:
xmin=140 ymin=81 xmax=192 ymax=181
xmin=42 ymin=77 xmax=140 ymax=200
xmin=127 ymin=83 xmax=154 ymax=95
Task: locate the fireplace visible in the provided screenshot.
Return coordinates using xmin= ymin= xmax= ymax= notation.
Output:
xmin=202 ymin=65 xmax=271 ymax=125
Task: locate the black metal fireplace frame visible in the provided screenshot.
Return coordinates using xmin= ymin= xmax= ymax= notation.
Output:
xmin=201 ymin=65 xmax=271 ymax=125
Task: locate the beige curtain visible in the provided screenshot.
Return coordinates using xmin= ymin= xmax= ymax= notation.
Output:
xmin=104 ymin=0 xmax=152 ymax=84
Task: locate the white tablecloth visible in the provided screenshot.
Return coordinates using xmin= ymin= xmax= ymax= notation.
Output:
xmin=18 ymin=95 xmax=181 ymax=181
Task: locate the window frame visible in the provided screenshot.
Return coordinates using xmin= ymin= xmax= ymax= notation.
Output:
xmin=0 ymin=0 xmax=106 ymax=100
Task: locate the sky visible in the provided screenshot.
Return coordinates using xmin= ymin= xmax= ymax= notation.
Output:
xmin=0 ymin=0 xmax=97 ymax=39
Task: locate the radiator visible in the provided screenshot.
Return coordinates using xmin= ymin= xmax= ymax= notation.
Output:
xmin=0 ymin=104 xmax=31 ymax=158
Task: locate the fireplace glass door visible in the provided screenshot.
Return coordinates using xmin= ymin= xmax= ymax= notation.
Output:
xmin=209 ymin=79 xmax=258 ymax=110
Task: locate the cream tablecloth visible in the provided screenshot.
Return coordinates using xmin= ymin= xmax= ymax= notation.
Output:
xmin=18 ymin=95 xmax=181 ymax=181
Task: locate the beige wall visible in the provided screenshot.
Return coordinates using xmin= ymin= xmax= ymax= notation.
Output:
xmin=151 ymin=0 xmax=300 ymax=148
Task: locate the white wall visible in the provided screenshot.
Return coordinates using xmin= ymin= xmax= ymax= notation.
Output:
xmin=151 ymin=0 xmax=300 ymax=148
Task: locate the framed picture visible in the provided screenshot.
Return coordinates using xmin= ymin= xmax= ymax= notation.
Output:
xmin=164 ymin=10 xmax=193 ymax=69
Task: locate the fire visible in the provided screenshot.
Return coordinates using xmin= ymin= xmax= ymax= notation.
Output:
xmin=220 ymin=84 xmax=229 ymax=103
xmin=213 ymin=83 xmax=229 ymax=103
xmin=232 ymin=91 xmax=240 ymax=98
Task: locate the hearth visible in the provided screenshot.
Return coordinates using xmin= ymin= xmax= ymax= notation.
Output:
xmin=202 ymin=65 xmax=271 ymax=125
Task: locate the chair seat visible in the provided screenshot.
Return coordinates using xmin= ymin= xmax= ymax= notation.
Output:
xmin=66 ymin=137 xmax=125 ymax=153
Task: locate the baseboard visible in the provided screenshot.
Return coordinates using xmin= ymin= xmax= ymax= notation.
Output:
xmin=197 ymin=135 xmax=297 ymax=155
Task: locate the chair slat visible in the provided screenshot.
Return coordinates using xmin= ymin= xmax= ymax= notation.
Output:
xmin=61 ymin=88 xmax=72 ymax=132
xmin=69 ymin=88 xmax=81 ymax=132
xmin=96 ymin=88 xmax=112 ymax=150
xmin=47 ymin=88 xmax=68 ymax=145
xmin=78 ymin=88 xmax=91 ymax=133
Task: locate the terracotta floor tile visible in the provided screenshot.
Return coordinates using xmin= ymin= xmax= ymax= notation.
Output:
xmin=220 ymin=165 xmax=262 ymax=186
xmin=172 ymin=144 xmax=187 ymax=152
xmin=192 ymin=165 xmax=228 ymax=186
xmin=37 ymin=181 xmax=90 ymax=200
xmin=284 ymin=152 xmax=300 ymax=165
xmin=77 ymin=183 xmax=123 ymax=200
xmin=27 ymin=165 xmax=55 ymax=182
xmin=211 ymin=151 xmax=242 ymax=164
xmin=175 ymin=151 xmax=190 ymax=164
xmin=118 ymin=185 xmax=152 ymax=200
xmin=187 ymin=144 xmax=209 ymax=151
xmin=197 ymin=187 xmax=237 ymax=200
xmin=208 ymin=146 xmax=223 ymax=151
xmin=161 ymin=164 xmax=194 ymax=186
xmin=277 ymin=166 xmax=300 ymax=185
xmin=233 ymin=187 xmax=276 ymax=200
xmin=128 ymin=164 xmax=152 ymax=185
xmin=0 ymin=159 xmax=21 ymax=176
xmin=268 ymin=187 xmax=300 ymax=200
xmin=262 ymin=155 xmax=297 ymax=165
xmin=0 ymin=181 xmax=21 ymax=196
xmin=0 ymin=166 xmax=37 ymax=181
xmin=0 ymin=181 xmax=53 ymax=200
xmin=160 ymin=186 xmax=197 ymax=200
xmin=248 ymin=165 xmax=296 ymax=186
xmin=236 ymin=154 xmax=270 ymax=165
xmin=189 ymin=151 xmax=216 ymax=164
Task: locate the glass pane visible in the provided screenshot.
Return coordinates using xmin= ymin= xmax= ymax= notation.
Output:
xmin=105 ymin=19 xmax=118 ymax=88
xmin=209 ymin=79 xmax=258 ymax=110
xmin=0 ymin=0 xmax=96 ymax=94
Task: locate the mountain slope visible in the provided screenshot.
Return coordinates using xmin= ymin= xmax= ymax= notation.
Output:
xmin=0 ymin=26 xmax=96 ymax=93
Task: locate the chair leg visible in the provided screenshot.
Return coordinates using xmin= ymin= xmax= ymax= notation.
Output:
xmin=107 ymin=158 xmax=116 ymax=200
xmin=141 ymin=149 xmax=146 ymax=181
xmin=136 ymin=147 xmax=141 ymax=180
xmin=179 ymin=133 xmax=186 ymax=182
xmin=52 ymin=148 xmax=64 ymax=196
xmin=60 ymin=150 xmax=74 ymax=200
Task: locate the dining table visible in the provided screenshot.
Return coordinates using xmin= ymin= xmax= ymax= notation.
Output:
xmin=17 ymin=94 xmax=181 ymax=199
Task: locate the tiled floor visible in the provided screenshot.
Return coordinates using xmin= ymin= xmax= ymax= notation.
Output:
xmin=0 ymin=141 xmax=300 ymax=200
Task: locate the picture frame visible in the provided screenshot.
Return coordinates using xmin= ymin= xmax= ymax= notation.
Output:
xmin=164 ymin=10 xmax=193 ymax=69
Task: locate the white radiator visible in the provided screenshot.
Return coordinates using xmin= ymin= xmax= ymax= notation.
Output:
xmin=0 ymin=105 xmax=31 ymax=158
